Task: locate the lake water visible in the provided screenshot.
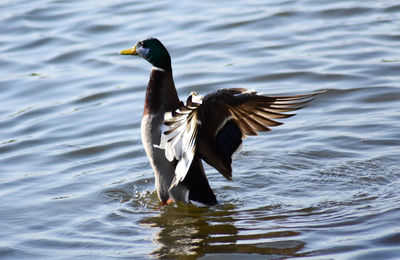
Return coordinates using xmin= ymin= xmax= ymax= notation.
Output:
xmin=1 ymin=0 xmax=400 ymax=259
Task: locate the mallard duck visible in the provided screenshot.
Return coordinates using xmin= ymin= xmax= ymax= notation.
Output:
xmin=120 ymin=38 xmax=320 ymax=206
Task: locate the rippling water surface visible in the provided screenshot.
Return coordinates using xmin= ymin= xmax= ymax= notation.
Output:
xmin=1 ymin=0 xmax=400 ymax=259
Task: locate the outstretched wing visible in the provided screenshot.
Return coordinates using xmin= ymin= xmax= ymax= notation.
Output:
xmin=158 ymin=88 xmax=321 ymax=188
xmin=196 ymin=88 xmax=320 ymax=180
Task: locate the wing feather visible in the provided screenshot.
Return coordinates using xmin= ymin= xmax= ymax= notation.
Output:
xmin=155 ymin=92 xmax=203 ymax=189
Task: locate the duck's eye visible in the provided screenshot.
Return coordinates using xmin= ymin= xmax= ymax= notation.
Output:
xmin=138 ymin=41 xmax=144 ymax=47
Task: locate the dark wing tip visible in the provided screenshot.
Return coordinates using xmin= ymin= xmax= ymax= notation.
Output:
xmin=226 ymin=90 xmax=325 ymax=137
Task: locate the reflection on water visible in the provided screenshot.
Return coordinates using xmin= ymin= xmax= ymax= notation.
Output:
xmin=141 ymin=203 xmax=305 ymax=259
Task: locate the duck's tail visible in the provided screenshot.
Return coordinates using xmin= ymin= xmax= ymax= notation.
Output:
xmin=181 ymin=154 xmax=217 ymax=206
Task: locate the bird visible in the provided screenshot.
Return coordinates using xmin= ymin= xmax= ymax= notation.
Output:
xmin=120 ymin=37 xmax=321 ymax=206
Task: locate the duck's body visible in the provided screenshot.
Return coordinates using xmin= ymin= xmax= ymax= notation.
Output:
xmin=140 ymin=68 xmax=181 ymax=203
xmin=120 ymin=38 xmax=320 ymax=206
xmin=140 ymin=67 xmax=217 ymax=205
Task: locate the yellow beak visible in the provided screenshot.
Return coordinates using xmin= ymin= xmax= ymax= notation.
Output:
xmin=119 ymin=45 xmax=137 ymax=55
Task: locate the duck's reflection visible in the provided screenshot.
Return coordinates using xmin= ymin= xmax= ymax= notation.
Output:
xmin=140 ymin=203 xmax=305 ymax=259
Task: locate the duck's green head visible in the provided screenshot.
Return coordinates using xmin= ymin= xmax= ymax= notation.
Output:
xmin=120 ymin=38 xmax=172 ymax=71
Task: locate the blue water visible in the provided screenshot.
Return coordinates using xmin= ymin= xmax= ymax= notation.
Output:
xmin=1 ymin=0 xmax=400 ymax=259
